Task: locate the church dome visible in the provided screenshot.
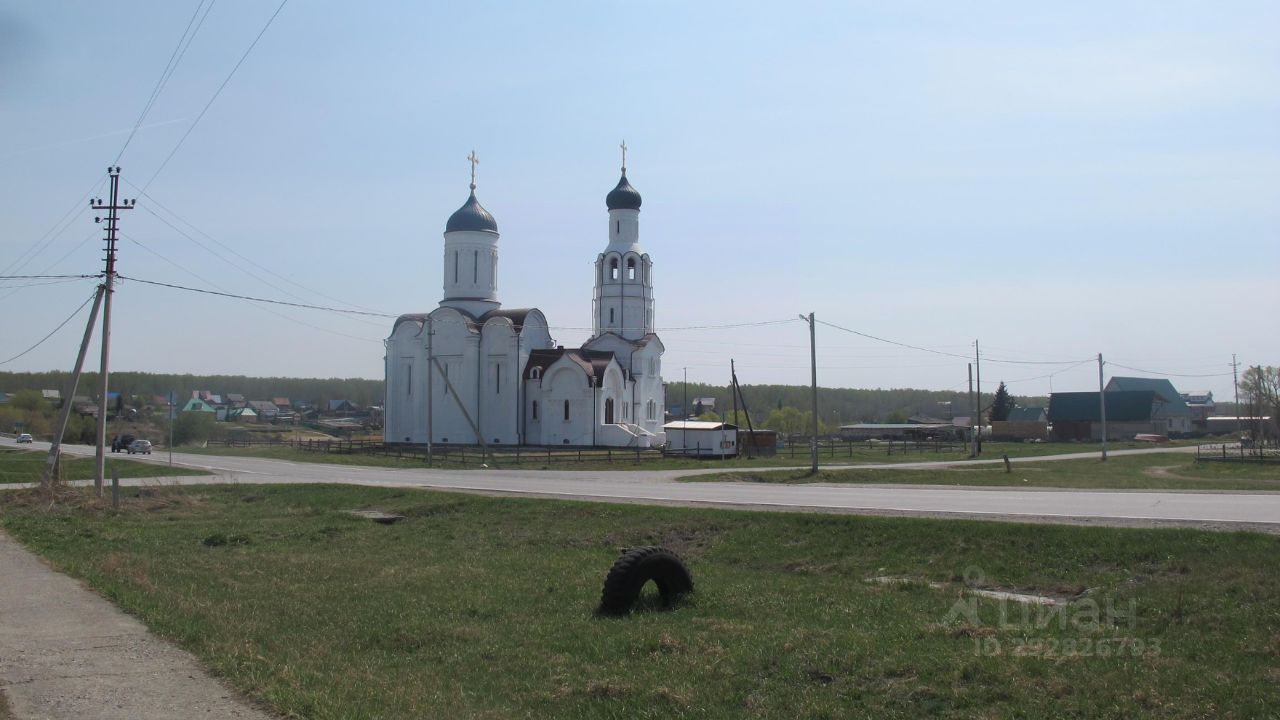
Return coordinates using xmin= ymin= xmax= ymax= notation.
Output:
xmin=446 ymin=189 xmax=498 ymax=233
xmin=606 ymin=172 xmax=642 ymax=211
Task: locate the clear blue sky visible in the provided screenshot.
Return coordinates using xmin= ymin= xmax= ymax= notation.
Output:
xmin=2 ymin=1 xmax=1276 ymax=402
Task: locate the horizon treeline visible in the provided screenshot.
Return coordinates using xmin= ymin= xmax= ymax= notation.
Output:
xmin=0 ymin=370 xmax=1059 ymax=423
xmin=0 ymin=371 xmax=384 ymax=409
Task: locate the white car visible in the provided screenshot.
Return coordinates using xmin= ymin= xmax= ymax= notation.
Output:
xmin=16 ymin=433 xmax=33 ymax=444
xmin=127 ymin=439 xmax=153 ymax=454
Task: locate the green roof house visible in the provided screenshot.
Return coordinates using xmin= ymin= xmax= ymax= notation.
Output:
xmin=181 ymin=398 xmax=217 ymax=413
xmin=1103 ymin=377 xmax=1192 ymax=435
xmin=1048 ymin=390 xmax=1168 ymax=441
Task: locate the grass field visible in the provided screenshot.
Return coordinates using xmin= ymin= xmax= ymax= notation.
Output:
xmin=0 ymin=447 xmax=209 ymax=485
xmin=2 ymin=484 xmax=1277 ymax=718
xmin=685 ymin=453 xmax=1280 ymax=492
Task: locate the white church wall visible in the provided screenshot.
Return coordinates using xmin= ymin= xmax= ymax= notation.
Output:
xmin=385 ymin=319 xmax=428 ymax=444
xmin=538 ymin=363 xmax=596 ymax=446
xmin=478 ymin=320 xmax=518 ymax=444
xmin=429 ymin=309 xmax=481 ymax=444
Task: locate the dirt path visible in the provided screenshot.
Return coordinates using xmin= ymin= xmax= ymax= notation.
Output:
xmin=0 ymin=530 xmax=278 ymax=720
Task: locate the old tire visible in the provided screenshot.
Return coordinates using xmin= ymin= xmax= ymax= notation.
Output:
xmin=599 ymin=546 xmax=694 ymax=615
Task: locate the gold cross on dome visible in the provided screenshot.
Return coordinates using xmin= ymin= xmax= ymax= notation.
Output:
xmin=619 ymin=140 xmax=628 ymax=172
xmin=467 ymin=150 xmax=479 ymax=189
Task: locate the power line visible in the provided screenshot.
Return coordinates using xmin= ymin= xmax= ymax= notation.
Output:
xmin=129 ymin=183 xmax=389 ymax=318
xmin=0 ymin=274 xmax=99 ymax=280
xmin=143 ymin=0 xmax=290 ymax=190
xmin=0 ymin=290 xmax=99 ymax=366
xmin=117 ymin=274 xmax=397 ymax=318
xmin=120 ymin=238 xmax=383 ymax=342
xmin=1106 ymin=361 xmax=1234 ymax=379
xmin=1 ymin=177 xmax=106 ymax=278
xmin=547 ymin=319 xmax=799 ymax=332
xmin=115 ymin=0 xmax=216 ymax=164
xmin=815 ymin=318 xmax=1090 ymax=365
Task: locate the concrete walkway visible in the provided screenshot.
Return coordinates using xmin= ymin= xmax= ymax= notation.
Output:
xmin=0 ymin=531 xmax=276 ymax=720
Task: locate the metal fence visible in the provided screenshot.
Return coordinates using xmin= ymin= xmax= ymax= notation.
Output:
xmin=213 ymin=436 xmax=967 ymax=466
xmin=1195 ymin=441 xmax=1280 ymax=463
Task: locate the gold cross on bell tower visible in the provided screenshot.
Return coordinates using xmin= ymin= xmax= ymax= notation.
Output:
xmin=619 ymin=140 xmax=628 ymax=172
xmin=467 ymin=150 xmax=479 ymax=190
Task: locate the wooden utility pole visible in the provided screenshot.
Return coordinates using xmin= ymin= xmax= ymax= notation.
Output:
xmin=968 ymin=363 xmax=976 ymax=458
xmin=42 ymin=286 xmax=106 ymax=492
xmin=800 ymin=312 xmax=818 ymax=475
xmin=1231 ymin=354 xmax=1241 ymax=437
xmin=974 ymin=339 xmax=982 ymax=455
xmin=91 ymin=167 xmax=134 ymax=497
xmin=1098 ymin=353 xmax=1108 ymax=461
xmin=730 ymin=359 xmax=757 ymax=457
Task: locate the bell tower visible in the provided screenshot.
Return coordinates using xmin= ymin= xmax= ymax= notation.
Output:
xmin=593 ymin=142 xmax=654 ymax=340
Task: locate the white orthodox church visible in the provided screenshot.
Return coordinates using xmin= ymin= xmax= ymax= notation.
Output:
xmin=383 ymin=153 xmax=666 ymax=447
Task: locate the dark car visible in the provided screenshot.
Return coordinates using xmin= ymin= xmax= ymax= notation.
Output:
xmin=111 ymin=434 xmax=136 ymax=453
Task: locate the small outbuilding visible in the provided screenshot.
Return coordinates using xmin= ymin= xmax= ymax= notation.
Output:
xmin=663 ymin=420 xmax=738 ymax=458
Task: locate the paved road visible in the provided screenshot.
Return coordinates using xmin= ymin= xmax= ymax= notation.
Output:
xmin=6 ymin=439 xmax=1278 ymax=531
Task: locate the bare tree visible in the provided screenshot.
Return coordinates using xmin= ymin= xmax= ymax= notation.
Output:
xmin=1239 ymin=365 xmax=1279 ymax=440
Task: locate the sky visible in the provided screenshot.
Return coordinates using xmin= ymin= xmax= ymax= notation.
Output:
xmin=2 ymin=1 xmax=1276 ymax=402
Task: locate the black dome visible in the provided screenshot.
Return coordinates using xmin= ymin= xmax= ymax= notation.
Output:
xmin=605 ymin=172 xmax=642 ymax=211
xmin=446 ymin=189 xmax=498 ymax=233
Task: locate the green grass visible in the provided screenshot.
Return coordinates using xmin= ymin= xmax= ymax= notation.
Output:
xmin=684 ymin=454 xmax=1280 ymax=491
xmin=0 ymin=447 xmax=209 ymax=484
xmin=2 ymin=484 xmax=1278 ymax=719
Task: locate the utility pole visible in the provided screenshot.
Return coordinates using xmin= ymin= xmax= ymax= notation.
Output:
xmin=168 ymin=390 xmax=175 ymax=467
xmin=1232 ymin=354 xmax=1241 ymax=437
xmin=974 ymin=339 xmax=982 ymax=455
xmin=1098 ymin=353 xmax=1108 ymax=461
xmin=968 ymin=363 xmax=976 ymax=458
xmin=800 ymin=312 xmax=818 ymax=475
xmin=730 ymin=359 xmax=757 ymax=458
xmin=730 ymin=359 xmax=738 ymax=424
xmin=682 ymin=367 xmax=687 ymax=420
xmin=426 ymin=316 xmax=434 ymax=465
xmin=42 ymin=286 xmax=106 ymax=492
xmin=91 ymin=167 xmax=134 ymax=497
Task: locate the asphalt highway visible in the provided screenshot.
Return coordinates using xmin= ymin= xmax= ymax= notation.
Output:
xmin=6 ymin=438 xmax=1278 ymax=531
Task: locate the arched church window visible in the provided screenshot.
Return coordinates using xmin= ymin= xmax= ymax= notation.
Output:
xmin=474 ymin=250 xmax=479 ymax=283
xmin=454 ymin=251 xmax=459 ymax=283
xmin=627 ymin=258 xmax=636 ymax=280
xmin=605 ymin=398 xmax=614 ymax=424
xmin=610 ymin=258 xmax=619 ymax=280
xmin=532 ymin=401 xmax=538 ymax=420
xmin=530 ymin=367 xmax=541 ymax=380
xmin=609 ymin=308 xmax=615 ymax=325
xmin=563 ymin=399 xmax=570 ymax=421
xmin=615 ymin=220 xmax=620 ymax=235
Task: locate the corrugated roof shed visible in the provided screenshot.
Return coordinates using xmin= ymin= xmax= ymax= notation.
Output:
xmin=1006 ymin=406 xmax=1047 ymax=422
xmin=1104 ymin=377 xmax=1190 ymax=415
xmin=1048 ymin=391 xmax=1156 ymax=422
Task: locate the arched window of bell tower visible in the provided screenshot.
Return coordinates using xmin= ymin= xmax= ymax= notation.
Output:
xmin=609 ymin=258 xmax=619 ymax=281
xmin=627 ymin=257 xmax=636 ymax=280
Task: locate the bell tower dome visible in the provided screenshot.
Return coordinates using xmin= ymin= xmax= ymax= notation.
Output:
xmin=593 ymin=142 xmax=654 ymax=340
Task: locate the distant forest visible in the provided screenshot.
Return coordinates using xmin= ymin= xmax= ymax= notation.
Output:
xmin=1 ymin=371 xmax=1049 ymax=424
xmin=0 ymin=371 xmax=384 ymax=409
xmin=666 ymin=382 xmax=1034 ymax=425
